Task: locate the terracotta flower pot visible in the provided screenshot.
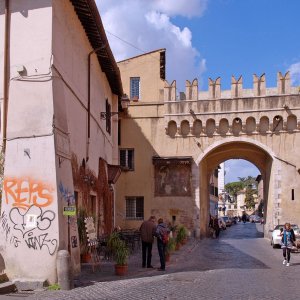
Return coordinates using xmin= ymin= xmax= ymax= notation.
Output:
xmin=175 ymin=243 xmax=181 ymax=251
xmin=181 ymin=238 xmax=187 ymax=245
xmin=81 ymin=253 xmax=91 ymax=263
xmin=115 ymin=264 xmax=128 ymax=276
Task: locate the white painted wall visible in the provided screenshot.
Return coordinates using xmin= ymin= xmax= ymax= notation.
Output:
xmin=52 ymin=0 xmax=118 ymax=168
xmin=218 ymin=162 xmax=225 ymax=193
xmin=0 ymin=0 xmax=119 ymax=283
xmin=0 ymin=0 xmax=58 ymax=282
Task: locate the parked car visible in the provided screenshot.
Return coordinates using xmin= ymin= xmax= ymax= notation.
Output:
xmin=250 ymin=215 xmax=261 ymax=223
xmin=231 ymin=216 xmax=238 ymax=224
xmin=270 ymin=224 xmax=300 ymax=248
xmin=221 ymin=216 xmax=232 ymax=227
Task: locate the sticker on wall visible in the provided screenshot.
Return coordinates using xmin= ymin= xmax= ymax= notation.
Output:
xmin=26 ymin=214 xmax=37 ymax=228
xmin=71 ymin=236 xmax=78 ymax=248
xmin=63 ymin=206 xmax=76 ymax=216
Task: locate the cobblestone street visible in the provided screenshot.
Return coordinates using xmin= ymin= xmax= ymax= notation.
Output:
xmin=3 ymin=223 xmax=300 ymax=300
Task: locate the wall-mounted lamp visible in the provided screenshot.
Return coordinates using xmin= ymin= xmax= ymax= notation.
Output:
xmin=234 ymin=117 xmax=241 ymax=124
xmin=100 ymin=94 xmax=130 ymax=120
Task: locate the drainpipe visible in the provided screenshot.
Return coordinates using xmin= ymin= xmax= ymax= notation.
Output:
xmin=87 ymin=44 xmax=106 ymax=162
xmin=3 ymin=0 xmax=10 ymax=152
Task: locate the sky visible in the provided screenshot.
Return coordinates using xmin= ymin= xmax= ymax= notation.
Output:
xmin=96 ymin=0 xmax=300 ymax=182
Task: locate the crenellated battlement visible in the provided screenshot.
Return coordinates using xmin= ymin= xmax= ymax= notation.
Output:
xmin=164 ymin=72 xmax=298 ymax=101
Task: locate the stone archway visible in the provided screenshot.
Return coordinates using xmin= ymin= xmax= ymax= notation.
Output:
xmin=196 ymin=138 xmax=278 ymax=238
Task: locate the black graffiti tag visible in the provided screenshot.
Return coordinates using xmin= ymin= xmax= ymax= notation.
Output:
xmin=9 ymin=205 xmax=57 ymax=255
xmin=10 ymin=236 xmax=21 ymax=248
xmin=9 ymin=205 xmax=55 ymax=238
xmin=0 ymin=211 xmax=11 ymax=241
xmin=24 ymin=232 xmax=57 ymax=256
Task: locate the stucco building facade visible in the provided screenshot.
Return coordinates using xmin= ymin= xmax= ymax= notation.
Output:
xmin=116 ymin=49 xmax=300 ymax=239
xmin=0 ymin=0 xmax=122 ymax=284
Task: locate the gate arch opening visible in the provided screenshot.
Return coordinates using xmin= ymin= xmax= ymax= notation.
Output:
xmin=198 ymin=141 xmax=274 ymax=238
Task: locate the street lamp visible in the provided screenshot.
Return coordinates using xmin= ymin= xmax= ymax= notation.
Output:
xmin=100 ymin=93 xmax=130 ymax=120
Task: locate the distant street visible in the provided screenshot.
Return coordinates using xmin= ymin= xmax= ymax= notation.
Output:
xmin=3 ymin=222 xmax=300 ymax=300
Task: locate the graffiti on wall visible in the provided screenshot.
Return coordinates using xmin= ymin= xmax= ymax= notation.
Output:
xmin=0 ymin=177 xmax=57 ymax=255
xmin=58 ymin=182 xmax=75 ymax=205
xmin=58 ymin=181 xmax=78 ymax=248
xmin=3 ymin=177 xmax=54 ymax=210
xmin=0 ymin=211 xmax=11 ymax=241
xmin=9 ymin=205 xmax=57 ymax=255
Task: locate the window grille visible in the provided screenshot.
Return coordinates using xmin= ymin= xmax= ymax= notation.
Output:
xmin=125 ymin=197 xmax=144 ymax=219
xmin=130 ymin=77 xmax=140 ymax=100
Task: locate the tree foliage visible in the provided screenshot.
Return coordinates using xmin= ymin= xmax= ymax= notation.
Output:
xmin=225 ymin=175 xmax=258 ymax=205
xmin=225 ymin=181 xmax=244 ymax=201
xmin=244 ymin=187 xmax=256 ymax=208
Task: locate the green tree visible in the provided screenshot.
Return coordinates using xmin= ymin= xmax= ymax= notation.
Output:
xmin=238 ymin=176 xmax=257 ymax=189
xmin=225 ymin=181 xmax=244 ymax=201
xmin=244 ymin=187 xmax=256 ymax=208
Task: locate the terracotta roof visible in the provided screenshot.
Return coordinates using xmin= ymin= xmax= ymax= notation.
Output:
xmin=70 ymin=0 xmax=123 ymax=96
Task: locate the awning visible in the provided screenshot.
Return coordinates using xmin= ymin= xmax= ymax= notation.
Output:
xmin=107 ymin=164 xmax=122 ymax=184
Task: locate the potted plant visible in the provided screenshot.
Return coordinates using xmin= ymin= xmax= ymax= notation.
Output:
xmin=165 ymin=237 xmax=176 ymax=262
xmin=107 ymin=232 xmax=129 ymax=276
xmin=114 ymin=239 xmax=129 ymax=276
xmin=176 ymin=225 xmax=187 ymax=248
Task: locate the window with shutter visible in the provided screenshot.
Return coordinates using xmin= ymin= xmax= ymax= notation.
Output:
xmin=119 ymin=149 xmax=134 ymax=171
xmin=125 ymin=196 xmax=144 ymax=219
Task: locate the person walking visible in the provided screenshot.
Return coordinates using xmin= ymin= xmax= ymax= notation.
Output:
xmin=241 ymin=212 xmax=247 ymax=223
xmin=280 ymin=222 xmax=296 ymax=267
xmin=156 ymin=218 xmax=169 ymax=271
xmin=140 ymin=215 xmax=156 ymax=268
xmin=213 ymin=215 xmax=220 ymax=238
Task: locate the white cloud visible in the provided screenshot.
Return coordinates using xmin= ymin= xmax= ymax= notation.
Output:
xmin=224 ymin=160 xmax=260 ymax=184
xmin=288 ymin=62 xmax=300 ymax=86
xmin=152 ymin=0 xmax=208 ymax=18
xmin=96 ymin=0 xmax=208 ymax=91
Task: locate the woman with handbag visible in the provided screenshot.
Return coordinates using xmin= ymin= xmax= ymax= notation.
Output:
xmin=280 ymin=222 xmax=296 ymax=267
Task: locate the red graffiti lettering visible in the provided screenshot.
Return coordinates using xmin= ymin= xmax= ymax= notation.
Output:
xmin=4 ymin=177 xmax=54 ymax=210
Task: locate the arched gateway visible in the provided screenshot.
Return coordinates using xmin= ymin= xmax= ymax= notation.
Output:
xmin=196 ymin=138 xmax=277 ymax=237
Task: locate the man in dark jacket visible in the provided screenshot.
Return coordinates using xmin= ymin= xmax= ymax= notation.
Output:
xmin=140 ymin=215 xmax=156 ymax=268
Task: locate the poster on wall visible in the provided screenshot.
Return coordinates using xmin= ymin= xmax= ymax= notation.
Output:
xmin=153 ymin=156 xmax=192 ymax=197
xmin=84 ymin=217 xmax=98 ymax=246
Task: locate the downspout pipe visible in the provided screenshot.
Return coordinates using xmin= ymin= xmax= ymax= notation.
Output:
xmin=87 ymin=44 xmax=106 ymax=162
xmin=3 ymin=0 xmax=10 ymax=152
